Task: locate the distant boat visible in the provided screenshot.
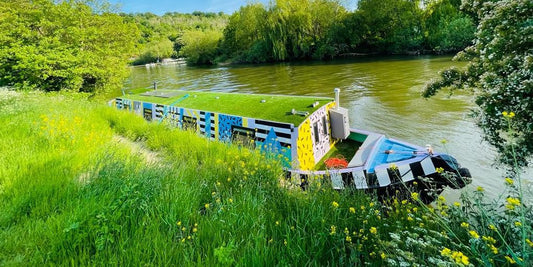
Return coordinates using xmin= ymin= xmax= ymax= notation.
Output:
xmin=113 ymin=88 xmax=471 ymax=203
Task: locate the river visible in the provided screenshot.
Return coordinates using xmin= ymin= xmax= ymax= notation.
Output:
xmin=122 ymin=55 xmax=532 ymax=200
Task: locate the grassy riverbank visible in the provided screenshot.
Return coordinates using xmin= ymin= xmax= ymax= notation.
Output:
xmin=0 ymin=92 xmax=531 ymax=266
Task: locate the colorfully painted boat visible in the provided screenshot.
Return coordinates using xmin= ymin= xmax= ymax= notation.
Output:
xmin=112 ymin=88 xmax=471 ymax=203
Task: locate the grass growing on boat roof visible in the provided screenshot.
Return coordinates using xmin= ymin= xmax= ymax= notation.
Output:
xmin=123 ymin=89 xmax=333 ymax=125
xmin=0 ymin=91 xmax=531 ymax=266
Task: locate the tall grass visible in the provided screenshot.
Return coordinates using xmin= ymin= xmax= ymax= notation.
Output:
xmin=0 ymin=91 xmax=531 ymax=266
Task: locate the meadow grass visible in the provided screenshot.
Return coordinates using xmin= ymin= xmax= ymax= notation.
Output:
xmin=0 ymin=91 xmax=531 ymax=266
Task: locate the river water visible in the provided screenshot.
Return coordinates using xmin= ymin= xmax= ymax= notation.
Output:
xmin=123 ymin=55 xmax=532 ymax=199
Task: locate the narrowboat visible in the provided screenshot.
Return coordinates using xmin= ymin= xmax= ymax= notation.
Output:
xmin=112 ymin=88 xmax=471 ymax=203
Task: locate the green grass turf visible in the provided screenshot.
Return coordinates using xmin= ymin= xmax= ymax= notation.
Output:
xmin=122 ymin=90 xmax=333 ymax=126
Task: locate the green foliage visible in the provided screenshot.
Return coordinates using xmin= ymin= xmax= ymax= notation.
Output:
xmin=424 ymin=0 xmax=476 ymax=53
xmin=0 ymin=0 xmax=139 ymax=94
xmin=124 ymin=11 xmax=228 ymax=65
xmin=423 ymin=0 xmax=532 ymax=169
xmin=180 ymin=30 xmax=223 ymax=65
xmin=219 ymin=3 xmax=270 ymax=62
xmin=133 ymin=38 xmax=175 ymax=65
xmin=357 ymin=0 xmax=424 ymax=53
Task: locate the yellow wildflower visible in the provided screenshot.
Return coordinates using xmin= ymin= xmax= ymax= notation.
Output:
xmin=380 ymin=252 xmax=386 ymax=259
xmin=506 ymin=197 xmax=521 ymax=210
xmin=181 ymin=238 xmax=186 ymax=243
xmin=482 ymin=236 xmax=496 ymax=244
xmin=514 ymin=221 xmax=522 ymax=227
xmin=505 ymin=177 xmax=514 ymax=185
xmin=477 ymin=186 xmax=484 ymax=192
xmin=344 ymin=228 xmax=350 ymax=235
xmin=177 ymin=221 xmax=182 ymax=226
xmin=489 ymin=224 xmax=497 ymax=231
xmin=389 ymin=163 xmax=398 ymax=170
xmin=469 ymin=230 xmax=480 ymax=239
xmin=332 ymin=201 xmax=339 ymax=209
xmin=228 ymin=198 xmax=233 ymax=203
xmin=453 ymin=202 xmax=461 ymax=207
xmin=438 ymin=195 xmax=446 ymax=202
xmin=181 ymin=227 xmax=186 ymax=231
xmin=526 ymin=238 xmax=533 ymax=247
xmin=502 ymin=111 xmax=508 ymax=117
xmin=436 ymin=167 xmax=444 ymax=174
xmin=192 ymin=227 xmax=197 ymax=233
xmin=505 ymin=255 xmax=516 ymax=264
xmin=461 ymin=222 xmax=469 ymax=228
xmin=451 ymin=251 xmax=469 ymax=265
xmin=204 ymin=203 xmax=210 ymax=209
xmin=370 ymin=252 xmax=376 ymax=257
xmin=407 ymin=216 xmax=414 ymax=222
xmin=489 ymin=244 xmax=498 ymax=254
xmin=370 ymin=227 xmax=377 ymax=234
xmin=349 ymin=207 xmax=356 ymax=214
xmin=284 ymin=239 xmax=287 ymax=246
xmin=330 ymin=225 xmax=336 ymax=235
xmin=411 ymin=192 xmax=419 ymax=201
xmin=275 ymin=221 xmax=280 ymax=226
xmin=441 ymin=139 xmax=448 ymax=144
xmin=345 ymin=236 xmax=352 ymax=242
xmin=441 ymin=247 xmax=452 ymax=257
xmin=360 ymin=205 xmax=365 ymax=211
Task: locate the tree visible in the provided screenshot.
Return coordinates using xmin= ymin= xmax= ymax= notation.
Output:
xmin=357 ymin=0 xmax=424 ymax=53
xmin=133 ymin=38 xmax=175 ymax=65
xmin=220 ymin=3 xmax=270 ymax=62
xmin=423 ymin=0 xmax=532 ymax=168
xmin=0 ymin=0 xmax=139 ymax=94
xmin=180 ymin=30 xmax=222 ymax=65
xmin=423 ymin=0 xmax=475 ymax=53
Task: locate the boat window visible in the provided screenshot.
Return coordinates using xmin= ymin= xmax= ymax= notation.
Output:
xmin=232 ymin=126 xmax=256 ymax=148
xmin=322 ymin=116 xmax=328 ymax=135
xmin=182 ymin=116 xmax=197 ymax=132
xmin=313 ymin=122 xmax=320 ymax=143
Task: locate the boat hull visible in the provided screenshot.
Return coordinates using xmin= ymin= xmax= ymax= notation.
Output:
xmin=287 ymin=129 xmax=471 ymax=203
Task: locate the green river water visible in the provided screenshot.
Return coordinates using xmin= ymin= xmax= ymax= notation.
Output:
xmin=123 ymin=55 xmax=532 ymax=199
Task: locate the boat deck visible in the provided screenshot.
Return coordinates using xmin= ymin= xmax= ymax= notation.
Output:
xmin=121 ymin=89 xmax=333 ymax=125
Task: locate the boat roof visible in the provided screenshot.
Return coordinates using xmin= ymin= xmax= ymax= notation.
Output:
xmin=120 ymin=89 xmax=334 ymax=125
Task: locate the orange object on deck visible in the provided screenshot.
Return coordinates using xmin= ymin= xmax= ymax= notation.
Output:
xmin=325 ymin=157 xmax=349 ymax=169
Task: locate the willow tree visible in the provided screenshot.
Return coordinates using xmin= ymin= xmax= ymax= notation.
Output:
xmin=0 ymin=0 xmax=139 ymax=94
xmin=423 ymin=0 xmax=532 ymax=168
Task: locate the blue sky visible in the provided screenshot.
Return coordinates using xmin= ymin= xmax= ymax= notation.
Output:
xmin=107 ymin=0 xmax=357 ymax=15
xmin=107 ymin=0 xmax=270 ymax=15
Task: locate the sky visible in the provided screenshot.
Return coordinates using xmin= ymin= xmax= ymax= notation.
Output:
xmin=107 ymin=0 xmax=270 ymax=15
xmin=106 ymin=0 xmax=357 ymax=15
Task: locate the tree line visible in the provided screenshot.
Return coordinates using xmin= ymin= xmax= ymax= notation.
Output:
xmin=181 ymin=0 xmax=475 ymax=64
xmin=123 ymin=0 xmax=476 ymax=65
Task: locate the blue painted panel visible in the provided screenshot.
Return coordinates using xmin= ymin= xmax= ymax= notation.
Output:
xmin=205 ymin=112 xmax=211 ymax=137
xmin=218 ymin=114 xmax=242 ymax=141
